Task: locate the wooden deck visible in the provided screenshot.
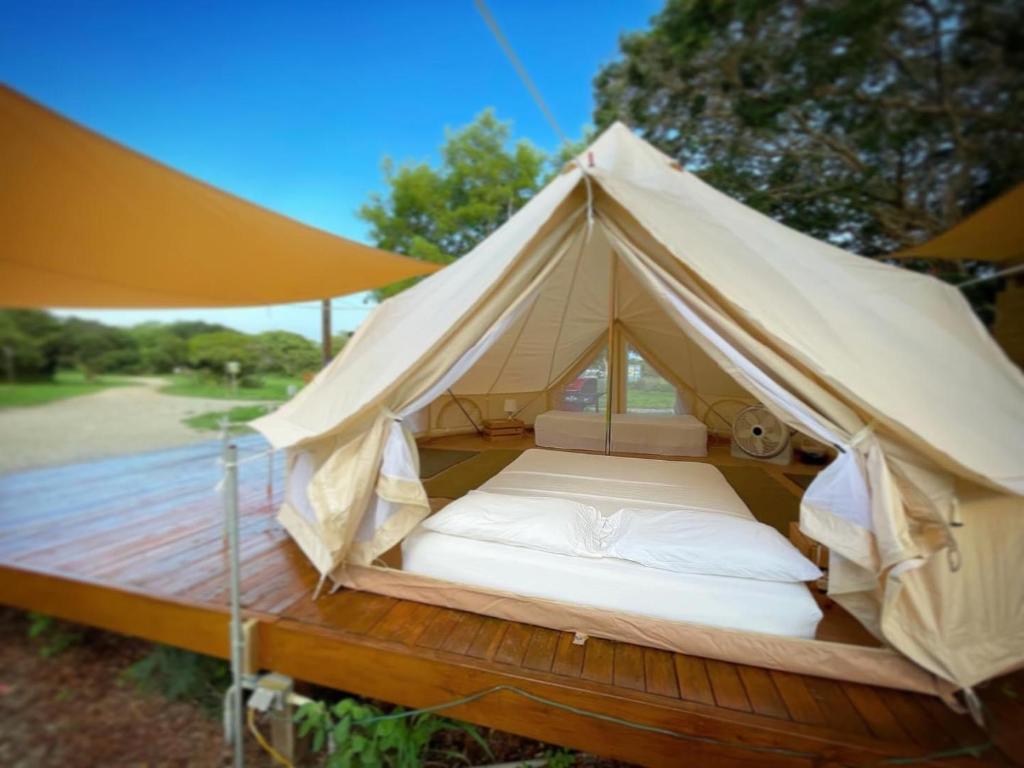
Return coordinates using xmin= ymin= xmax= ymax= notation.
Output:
xmin=0 ymin=436 xmax=1016 ymax=766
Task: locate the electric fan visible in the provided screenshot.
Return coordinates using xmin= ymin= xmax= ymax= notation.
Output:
xmin=730 ymin=405 xmax=793 ymax=464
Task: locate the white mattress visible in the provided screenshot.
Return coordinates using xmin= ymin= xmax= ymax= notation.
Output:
xmin=402 ymin=531 xmax=821 ymax=638
xmin=403 ymin=449 xmax=822 ymax=638
xmin=480 ymin=448 xmax=750 ymax=518
xmin=534 ymin=410 xmax=707 ymax=456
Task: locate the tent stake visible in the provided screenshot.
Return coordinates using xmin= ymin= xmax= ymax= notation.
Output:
xmin=223 ymin=442 xmax=245 ymax=768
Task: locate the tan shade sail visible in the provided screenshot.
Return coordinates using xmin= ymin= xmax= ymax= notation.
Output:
xmin=890 ymin=183 xmax=1024 ymax=263
xmin=0 ymin=85 xmax=438 ymax=308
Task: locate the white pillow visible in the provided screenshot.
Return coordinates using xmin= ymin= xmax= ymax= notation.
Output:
xmin=421 ymin=491 xmax=601 ymax=557
xmin=607 ymin=508 xmax=822 ymax=583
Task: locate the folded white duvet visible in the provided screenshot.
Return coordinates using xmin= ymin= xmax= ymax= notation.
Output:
xmin=422 ymin=490 xmax=820 ymax=583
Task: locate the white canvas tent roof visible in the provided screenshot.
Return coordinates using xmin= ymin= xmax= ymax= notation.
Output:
xmin=254 ymin=123 xmax=1024 ymax=693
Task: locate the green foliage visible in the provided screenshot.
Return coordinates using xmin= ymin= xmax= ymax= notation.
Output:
xmin=594 ymin=0 xmax=1024 ymax=263
xmin=160 ymin=372 xmax=302 ymax=401
xmin=544 ymin=748 xmax=577 ymax=768
xmin=182 ymin=404 xmax=270 ymax=432
xmin=295 ymin=696 xmax=491 ymax=768
xmin=359 ymin=109 xmax=549 ymax=300
xmin=164 ymin=320 xmax=234 ymax=339
xmin=26 ymin=612 xmax=83 ymax=658
xmin=187 ymin=331 xmax=258 ymax=374
xmin=253 ymin=330 xmax=320 ymax=376
xmin=123 ymin=645 xmax=230 ymax=715
xmin=0 ymin=309 xmax=63 ymax=381
xmin=59 ymin=317 xmax=141 ymax=377
xmin=129 ymin=322 xmax=189 ymax=373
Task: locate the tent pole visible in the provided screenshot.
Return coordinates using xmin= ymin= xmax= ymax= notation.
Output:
xmin=223 ymin=442 xmax=245 ymax=768
xmin=321 ymin=298 xmax=332 ymax=368
xmin=604 ymin=251 xmax=617 ymax=455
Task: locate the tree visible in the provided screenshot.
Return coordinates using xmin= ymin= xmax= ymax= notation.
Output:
xmin=59 ymin=317 xmax=140 ymax=378
xmin=253 ymin=331 xmax=320 ymax=376
xmin=187 ymin=331 xmax=258 ymax=374
xmin=593 ymin=0 xmax=1024 ymax=256
xmin=359 ymin=110 xmax=548 ymax=299
xmin=0 ymin=310 xmax=62 ymax=381
xmin=130 ymin=322 xmax=188 ymax=373
xmin=165 ymin=320 xmax=232 ymax=339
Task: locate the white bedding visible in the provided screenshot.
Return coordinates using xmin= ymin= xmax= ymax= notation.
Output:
xmin=479 ymin=448 xmax=750 ymax=518
xmin=403 ymin=449 xmax=823 ymax=638
xmin=534 ymin=410 xmax=707 ymax=456
xmin=402 ymin=529 xmax=823 ymax=638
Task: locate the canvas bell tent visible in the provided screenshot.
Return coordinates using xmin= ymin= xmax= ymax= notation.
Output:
xmin=254 ymin=123 xmax=1024 ymax=697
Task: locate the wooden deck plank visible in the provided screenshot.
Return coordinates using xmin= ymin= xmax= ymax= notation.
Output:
xmin=612 ymin=643 xmax=646 ymax=692
xmin=371 ymin=600 xmax=440 ymax=646
xmin=551 ymin=632 xmax=585 ymax=678
xmin=841 ymin=683 xmax=909 ymax=743
xmin=492 ymin=622 xmax=532 ymax=666
xmin=876 ymin=688 xmax=956 ymax=750
xmin=441 ymin=612 xmax=487 ymax=656
xmin=643 ymin=648 xmax=679 ymax=698
xmin=800 ymin=676 xmax=869 ymax=736
xmin=707 ymin=659 xmax=753 ymax=712
xmin=465 ymin=616 xmax=508 ymax=661
xmin=415 ymin=609 xmax=465 ymax=651
xmin=580 ymin=638 xmax=615 ymax=685
xmin=522 ymin=627 xmax=560 ymax=672
xmin=736 ymin=665 xmax=788 ymax=720
xmin=286 ymin=589 xmax=397 ymax=636
xmin=674 ymin=654 xmax=715 ymax=706
xmin=770 ymin=671 xmax=826 ymax=725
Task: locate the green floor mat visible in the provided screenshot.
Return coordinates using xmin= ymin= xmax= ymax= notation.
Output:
xmin=418 ymin=447 xmax=478 ymax=479
xmin=423 ymin=449 xmax=523 ymax=499
xmin=718 ymin=466 xmax=801 ymax=534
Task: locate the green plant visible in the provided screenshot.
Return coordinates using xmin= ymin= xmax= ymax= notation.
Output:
xmin=544 ymin=747 xmax=576 ymax=768
xmin=295 ymin=696 xmax=491 ymax=768
xmin=123 ymin=645 xmax=230 ymax=715
xmin=182 ymin=404 xmax=269 ymax=432
xmin=26 ymin=612 xmax=82 ymax=657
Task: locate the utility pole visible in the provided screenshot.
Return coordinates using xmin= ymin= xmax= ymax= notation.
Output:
xmin=321 ymin=298 xmax=331 ymax=368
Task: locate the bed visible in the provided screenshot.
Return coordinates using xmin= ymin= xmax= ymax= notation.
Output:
xmin=402 ymin=449 xmax=823 ymax=638
xmin=533 ymin=410 xmax=707 ymax=456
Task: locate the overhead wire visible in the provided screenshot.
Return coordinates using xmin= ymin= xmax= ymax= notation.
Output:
xmin=473 ymin=0 xmax=594 ymax=234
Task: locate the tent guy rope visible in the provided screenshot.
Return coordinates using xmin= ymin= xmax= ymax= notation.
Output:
xmin=473 ymin=0 xmax=595 ymax=235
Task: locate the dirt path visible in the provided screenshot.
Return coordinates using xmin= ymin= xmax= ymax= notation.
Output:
xmin=0 ymin=378 xmax=271 ymax=474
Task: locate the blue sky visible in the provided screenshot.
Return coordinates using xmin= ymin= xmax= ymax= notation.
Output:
xmin=1 ymin=0 xmax=662 ymax=338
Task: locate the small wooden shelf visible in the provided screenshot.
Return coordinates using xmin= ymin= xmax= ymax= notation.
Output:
xmin=482 ymin=418 xmax=525 ymax=440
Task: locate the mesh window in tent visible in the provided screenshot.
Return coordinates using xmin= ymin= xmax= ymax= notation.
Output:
xmin=554 ymin=346 xmax=607 ymax=413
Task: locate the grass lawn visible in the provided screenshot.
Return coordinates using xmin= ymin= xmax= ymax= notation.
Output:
xmin=159 ymin=373 xmax=303 ymax=402
xmin=0 ymin=370 xmax=133 ymax=409
xmin=182 ymin=404 xmax=271 ymax=433
xmin=626 ymin=387 xmax=677 ymax=410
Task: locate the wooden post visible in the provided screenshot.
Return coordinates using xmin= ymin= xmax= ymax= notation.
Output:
xmin=223 ymin=443 xmax=245 ymax=768
xmin=320 ymin=299 xmax=331 ymax=368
